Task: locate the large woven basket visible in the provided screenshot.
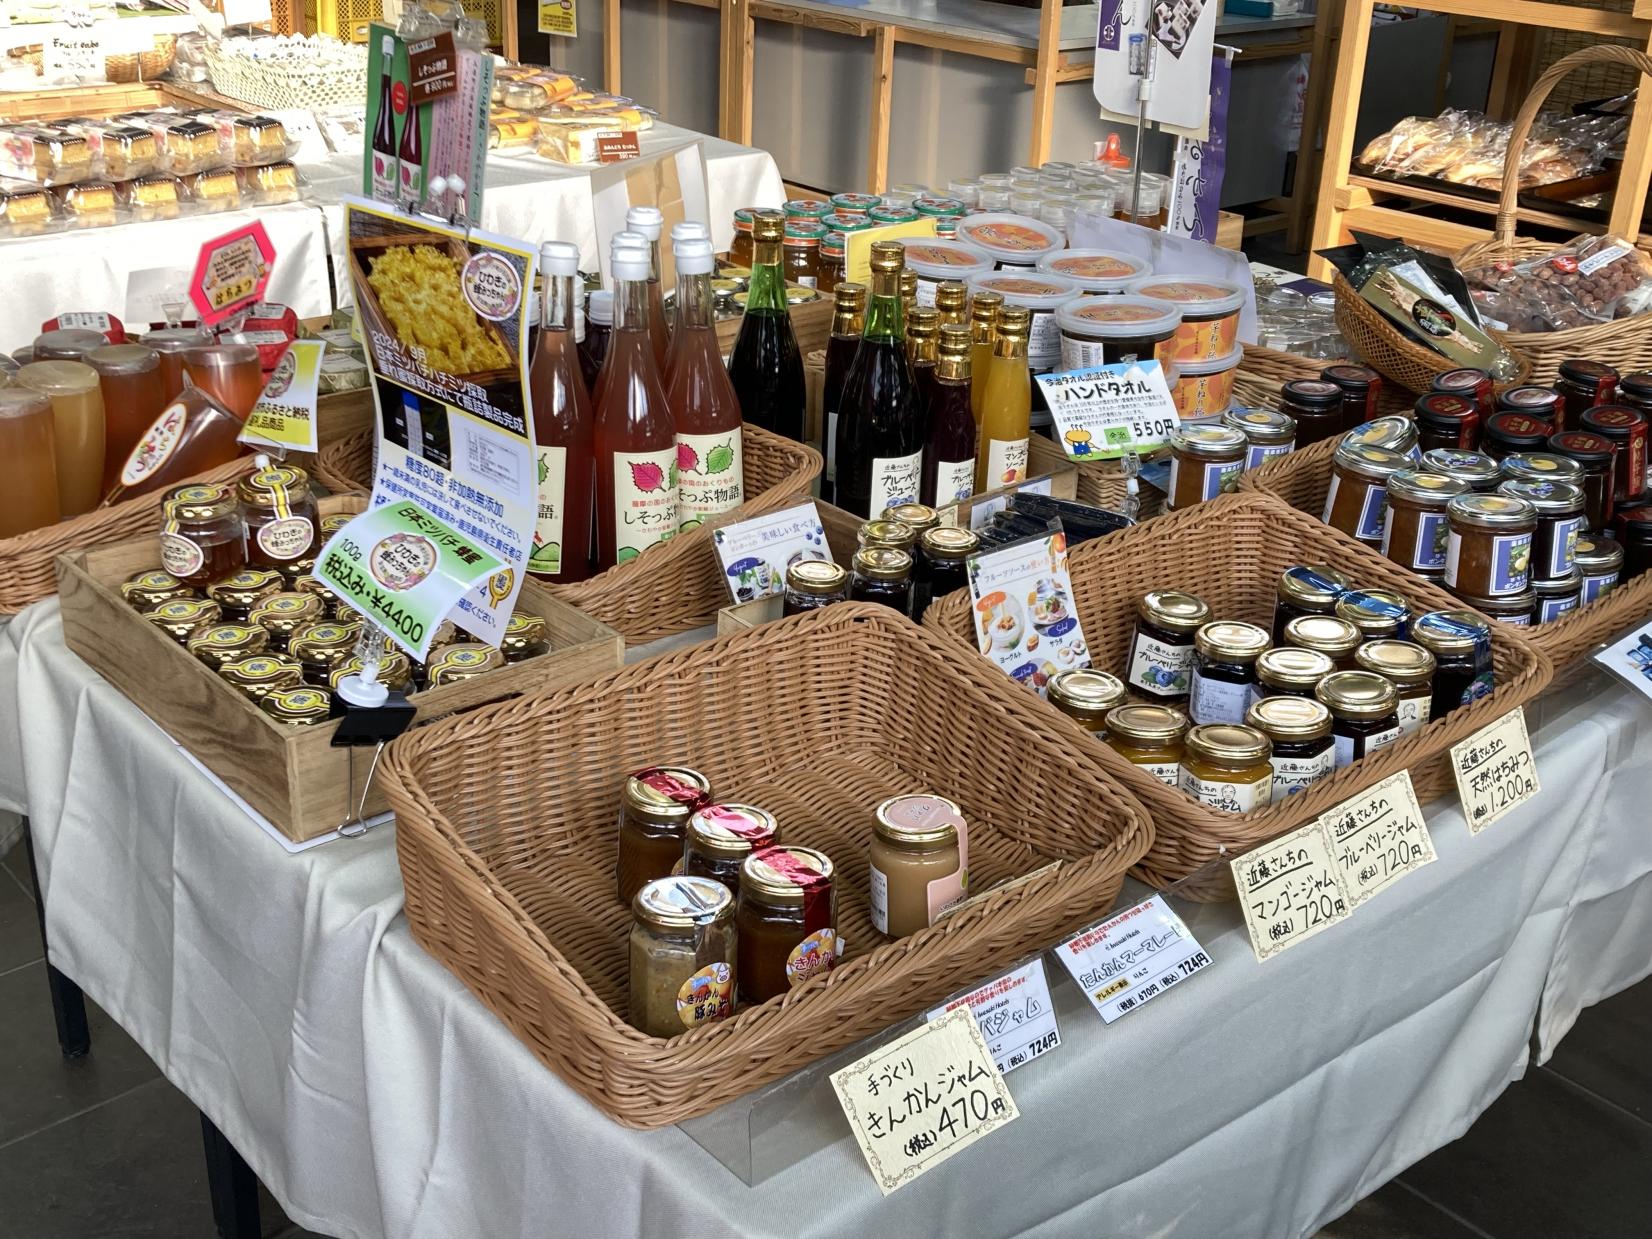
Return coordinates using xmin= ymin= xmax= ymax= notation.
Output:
xmin=379 ymin=603 xmax=1154 ymax=1127
xmin=1332 ymin=271 xmax=1533 ymax=396
xmin=0 ymin=456 xmax=253 ymax=616
xmin=924 ymin=491 xmax=1551 ymax=893
xmin=316 ymin=424 xmax=820 ymax=644
xmin=1231 ymin=342 xmax=1416 ymax=417
xmin=1453 ymin=46 xmax=1652 ymax=387
xmin=1026 ymin=434 xmax=1166 ymax=519
xmin=1239 ymin=434 xmax=1652 ymax=679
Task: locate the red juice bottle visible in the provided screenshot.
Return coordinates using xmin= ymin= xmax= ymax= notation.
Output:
xmin=528 ymin=240 xmax=594 ymax=582
xmin=627 ymin=206 xmax=672 ymax=376
xmin=667 ymin=236 xmax=744 ymax=530
xmin=922 ymin=325 xmax=978 ymax=507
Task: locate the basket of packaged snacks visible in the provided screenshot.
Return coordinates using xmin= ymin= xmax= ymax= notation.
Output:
xmin=379 ymin=603 xmax=1154 ymax=1127
xmin=923 ymin=491 xmax=1551 ymax=893
xmin=315 ymin=424 xmax=821 ymax=644
xmin=1452 ymin=47 xmax=1652 ymax=387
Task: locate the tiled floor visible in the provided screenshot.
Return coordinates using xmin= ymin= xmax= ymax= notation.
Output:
xmin=2 ymin=833 xmax=1648 ymax=1238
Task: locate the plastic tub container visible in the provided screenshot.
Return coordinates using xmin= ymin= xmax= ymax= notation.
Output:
xmin=966 ymin=271 xmax=1084 ymax=372
xmin=1055 ymin=295 xmax=1183 ymax=370
xmin=952 ymin=212 xmax=1065 ymax=270
xmin=1037 ymin=249 xmax=1151 ymax=294
xmin=1170 ymin=348 xmax=1244 ymax=421
xmin=1125 ymin=275 xmax=1245 ymax=364
xmin=900 ymin=239 xmax=994 ymax=306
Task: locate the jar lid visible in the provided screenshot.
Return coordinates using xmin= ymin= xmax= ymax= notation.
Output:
xmin=188 ymin=622 xmax=269 ymax=662
xmin=221 ymin=652 xmax=304 ymax=692
xmin=869 ymin=205 xmax=918 ymax=223
xmin=1320 ymin=363 xmax=1380 ymax=392
xmin=1246 ymin=694 xmax=1332 ymax=741
xmin=1315 ymin=669 xmax=1398 ymax=718
xmin=1184 ymin=722 xmax=1271 ymax=766
xmin=1123 ymin=275 xmax=1245 ymax=317
xmin=1344 ymin=417 xmax=1417 ymax=455
xmin=1354 ymin=638 xmax=1436 ymax=684
xmin=1573 ymin=535 xmax=1624 ymax=572
xmin=88 ymin=343 xmax=159 ymax=376
xmin=1532 ymin=570 xmax=1582 ymax=598
xmin=0 ymin=386 xmax=50 ymax=420
xmin=782 ymin=197 xmax=832 ymax=219
xmin=1560 ymin=359 xmax=1619 ymax=386
xmin=1581 ymin=404 xmax=1648 ymax=438
xmin=207 ymin=568 xmax=284 ymax=607
xmin=1453 ymin=586 xmax=1536 ymax=616
xmin=786 ymin=558 xmax=848 ymax=597
xmin=1500 ymin=452 xmax=1584 ymax=486
xmin=1497 ymin=478 xmax=1584 ymax=515
xmin=17 ymin=359 xmax=100 ymax=395
xmin=1432 ymin=367 xmax=1491 ymax=395
xmin=293 ymin=575 xmax=342 ymax=607
xmin=1255 ymin=645 xmax=1336 ymax=689
xmin=585 ymin=290 xmax=613 ymax=325
xmin=1047 ymin=668 xmax=1127 ymax=720
xmin=144 ymin=596 xmax=221 ymax=638
xmin=1387 ymin=469 xmax=1468 ymax=505
xmin=1283 ymin=614 xmax=1362 ymax=656
xmin=920 ymin=525 xmax=981 ymax=562
xmin=1616 ymin=370 xmax=1652 ymax=398
xmin=249 ymin=591 xmax=324 ymax=630
xmin=1484 ymin=411 xmax=1553 ymax=448
xmin=782 ymin=219 xmax=826 ymax=242
xmin=122 ymin=569 xmax=194 ymax=606
xmin=687 ymin=803 xmax=779 ymax=858
xmin=1335 ymin=589 xmax=1409 ymax=633
xmin=881 ymin=502 xmax=939 ymax=532
xmin=1222 ymin=407 xmax=1296 ymax=443
xmin=1331 ymin=440 xmax=1409 ymax=483
xmin=633 ymin=874 xmax=734 ymax=932
xmin=874 ymin=793 xmax=965 ymax=848
xmin=1138 ymin=588 xmax=1211 ymax=633
xmin=183 ymin=341 xmax=259 ymax=368
xmin=830 ymin=192 xmax=880 ymax=212
xmin=1281 ymin=378 xmax=1343 ymax=409
xmin=1172 ymin=425 xmax=1246 ymax=459
xmin=1446 ymin=492 xmax=1537 ymax=529
xmin=1105 ymin=703 xmax=1189 ymax=745
xmin=952 ymin=212 xmax=1064 ymax=261
xmin=853 ymin=546 xmax=912 ymax=581
xmin=1546 ymin=430 xmax=1615 ymax=467
xmin=1194 ymin=620 xmax=1270 ymax=662
xmin=259 ymin=686 xmax=332 ymax=725
xmin=328 ymin=650 xmax=413 ymax=691
xmin=143 ymin=327 xmax=210 ymax=354
xmin=1277 ymin=565 xmax=1350 ymax=609
xmin=1497 ymin=385 xmax=1561 ymax=413
xmin=1420 ymin=448 xmax=1501 ymax=487
xmin=858 ymin=519 xmax=916 ymax=551
xmin=823 ymin=212 xmax=872 ymax=233
xmin=1414 ymin=392 xmax=1479 ymax=422
xmin=1411 ymin=609 xmax=1491 ymax=655
xmin=426 ymin=642 xmax=506 ymax=683
xmin=239 ymin=464 xmax=311 ymax=506
xmin=967 ymin=271 xmax=1083 ymax=310
xmin=1056 ymin=294 xmax=1182 ymax=338
xmin=623 ymin=765 xmax=713 ymax=824
xmin=1037 ymin=249 xmax=1149 ymax=293
xmin=1615 ymin=500 xmax=1652 ymax=534
xmin=740 ymin=845 xmax=834 ymax=905
xmin=504 ymin=610 xmax=548 ymax=645
xmin=288 ymin=618 xmax=361 ymax=657
xmin=164 ymin=481 xmax=237 ymax=521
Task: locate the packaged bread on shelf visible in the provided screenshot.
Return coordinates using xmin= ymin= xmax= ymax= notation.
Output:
xmin=115 ymin=174 xmax=183 ymax=220
xmin=218 ymin=114 xmax=299 ymax=167
xmin=64 ymin=122 xmax=158 ymax=181
xmin=536 ymin=114 xmax=635 ymax=166
xmin=180 ymin=166 xmax=242 ymax=212
xmin=52 ymin=179 xmax=118 ymax=225
xmin=489 ymin=110 xmax=539 ymax=149
xmin=0 ymin=183 xmax=56 ymax=235
xmin=0 ymin=126 xmax=98 ymax=186
xmin=156 ymin=119 xmax=225 ymax=176
xmin=237 ymin=161 xmax=300 ymax=204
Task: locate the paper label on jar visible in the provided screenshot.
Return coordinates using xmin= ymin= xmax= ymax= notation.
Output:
xmin=786 ymin=928 xmax=839 ymax=987
xmin=677 ymin=430 xmax=744 ymax=530
xmin=1581 ymin=570 xmax=1618 ymax=604
xmin=159 ymin=532 xmax=205 ymax=580
xmin=1188 ymin=670 xmax=1252 ymax=725
xmin=1178 ymin=768 xmax=1268 ymax=813
xmin=676 ymin=962 xmax=733 ymax=1028
xmin=531 ymin=445 xmax=567 ymax=576
xmin=1353 ymin=485 xmax=1388 ymax=541
xmin=1538 ymin=593 xmax=1580 ymax=623
xmin=613 ymin=448 xmax=680 ymax=562
xmin=868 ymin=449 xmax=923 ymax=514
xmin=934 ymin=458 xmax=975 ymax=506
xmin=120 ymin=400 xmax=187 ymax=486
xmin=1140 ymin=759 xmax=1179 ymax=786
xmin=1384 ymin=509 xmax=1449 ymax=571
xmin=869 ymin=864 xmax=890 ymax=934
xmin=1245 ymin=441 xmax=1293 ymax=471
xmin=1396 ymin=694 xmax=1431 ymax=736
xmin=1271 ymin=749 xmax=1335 ymax=798
xmin=257 ymin=516 xmax=314 ymax=562
xmin=1320 ymin=472 xmax=1340 ymax=525
xmin=1059 ymin=334 xmax=1109 ymax=372
xmin=1333 ymin=723 xmax=1402 ymax=768
xmin=1127 ymin=631 xmax=1192 ymax=698
xmin=927 ymin=867 xmax=968 ymax=925
xmin=984 ymin=437 xmax=1029 ymax=490
xmin=1203 ymin=459 xmax=1242 ymax=502
xmin=58 ymin=311 xmax=113 ymax=332
xmin=1446 ymin=530 xmax=1532 ymax=595
xmin=1027 ymin=310 xmax=1061 ymax=369
xmin=915 ymin=279 xmax=939 ymax=308
xmin=1545 ymin=515 xmax=1584 ymax=579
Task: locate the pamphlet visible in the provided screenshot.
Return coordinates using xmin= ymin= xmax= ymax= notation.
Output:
xmin=710 ymin=501 xmax=831 ymax=603
xmin=965 ymin=529 xmax=1090 ymax=694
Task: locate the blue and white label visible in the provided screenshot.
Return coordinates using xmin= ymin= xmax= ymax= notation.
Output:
xmin=1537 ymin=592 xmax=1581 ymax=624
xmin=1446 ymin=530 xmax=1533 ymax=596
xmin=1581 ymin=569 xmax=1618 ymax=604
xmin=1384 ymin=508 xmax=1450 ymax=571
xmin=1245 ymin=440 xmax=1294 ymax=471
xmin=1545 ymin=515 xmax=1584 ymax=580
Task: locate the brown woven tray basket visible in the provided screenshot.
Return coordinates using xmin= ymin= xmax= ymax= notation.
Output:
xmin=1453 ymin=46 xmax=1652 ymax=388
xmin=314 ymin=424 xmax=821 ymax=644
xmin=1238 ymin=434 xmax=1652 ymax=678
xmin=1231 ymin=343 xmax=1415 ymax=418
xmin=924 ymin=491 xmax=1551 ymax=893
xmin=1026 ymin=435 xmax=1165 ymax=519
xmin=1333 ymin=271 xmax=1533 ymax=396
xmin=0 ymin=456 xmax=253 ymax=616
xmin=379 ymin=603 xmax=1155 ymax=1128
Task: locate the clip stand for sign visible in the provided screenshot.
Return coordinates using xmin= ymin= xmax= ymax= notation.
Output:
xmin=1126 ymin=0 xmax=1159 ymax=225
xmin=329 ymin=621 xmax=415 ymax=836
xmin=1119 ymin=448 xmax=1142 ymax=521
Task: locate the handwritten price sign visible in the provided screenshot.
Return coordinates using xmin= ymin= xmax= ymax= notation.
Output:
xmin=189 ymin=221 xmax=276 ymax=328
xmin=1232 ymin=820 xmax=1353 ymax=963
xmin=1322 ymin=769 xmax=1437 ymax=908
xmin=1452 ymin=708 xmax=1539 ymax=834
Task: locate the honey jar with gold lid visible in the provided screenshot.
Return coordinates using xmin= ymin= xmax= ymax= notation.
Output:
xmin=248 ymin=591 xmax=326 ymax=648
xmin=501 ymin=612 xmax=550 ymax=662
xmin=219 ymin=652 xmax=304 ymax=701
xmin=869 ymin=794 xmax=966 ymax=939
xmin=259 ymin=685 xmax=332 ymax=726
xmin=144 ymin=596 xmax=221 ymax=641
xmin=1046 ymin=669 xmax=1127 ymax=734
xmin=187 ymin=622 xmax=269 ymax=669
xmin=206 ymin=567 xmax=283 ymax=621
xmin=289 ymin=618 xmax=362 ymax=686
xmin=293 ymin=573 xmax=344 ymax=613
xmin=159 ymin=482 xmax=245 ymax=588
xmin=238 ymin=463 xmax=319 ymax=569
xmin=426 ymin=642 xmax=504 ymax=687
xmin=329 ymin=650 xmax=414 ymax=693
xmin=122 ymin=569 xmax=195 ymax=610
xmin=278 ymin=555 xmax=317 ymax=587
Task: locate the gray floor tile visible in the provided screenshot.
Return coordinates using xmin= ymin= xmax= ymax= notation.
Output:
xmin=0 ymin=846 xmax=43 ymax=976
xmin=1315 ymin=1179 xmax=1486 ymax=1239
xmin=1 ymin=836 xmax=33 ymax=900
xmin=1542 ymin=981 xmax=1652 ymax=1121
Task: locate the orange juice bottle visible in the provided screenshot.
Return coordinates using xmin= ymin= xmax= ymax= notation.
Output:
xmin=974 ymin=305 xmax=1031 ymax=494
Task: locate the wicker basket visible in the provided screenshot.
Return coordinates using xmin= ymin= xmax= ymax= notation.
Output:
xmin=1231 ymin=342 xmax=1416 ymax=417
xmin=0 ymin=456 xmax=254 ymax=617
xmin=1453 ymin=46 xmax=1652 ymax=388
xmin=104 ymin=35 xmax=176 ymax=84
xmin=1238 ymin=434 xmax=1652 ymax=679
xmin=1025 ymin=434 xmax=1166 ymax=519
xmin=315 ymin=425 xmax=821 ymax=644
xmin=1332 ymin=271 xmax=1533 ymax=396
xmin=379 ymin=603 xmax=1155 ymax=1127
xmin=923 ymin=491 xmax=1552 ymax=893
xmin=201 ymin=39 xmax=368 ymax=112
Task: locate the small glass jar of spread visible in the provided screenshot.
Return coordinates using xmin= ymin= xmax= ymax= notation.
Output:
xmin=1272 ymin=565 xmax=1350 ymax=642
xmin=783 ymin=559 xmax=850 ymax=617
xmin=913 ymin=526 xmax=979 ymax=617
xmin=1556 ymin=359 xmax=1619 ymax=430
xmin=1495 ymin=385 xmax=1562 ymax=430
xmin=1168 ymin=425 xmax=1246 ymax=510
xmin=1500 ymin=452 xmax=1584 ymax=488
xmin=1413 ymin=393 xmax=1481 ymax=453
xmin=1618 ymin=502 xmax=1652 ymax=581
xmin=1421 ymin=448 xmax=1502 ymax=493
xmin=849 ymin=546 xmax=913 ymax=613
xmin=159 ymin=483 xmax=245 ymax=588
xmin=1353 ymin=639 xmax=1436 ymax=735
xmin=684 ymin=803 xmax=780 ymax=896
xmin=1573 ymin=535 xmax=1623 ymax=603
xmin=736 ymin=846 xmax=837 ymax=1004
xmin=289 ymin=619 xmax=363 ymax=686
xmin=1445 ymin=493 xmax=1537 ymax=597
xmin=1411 ymin=610 xmax=1495 ymax=717
xmin=1254 ymin=645 xmax=1335 ymax=701
xmin=207 ymin=567 xmax=283 ymax=622
xmin=881 ymin=502 xmax=939 ymax=536
xmin=782 ymin=218 xmax=825 ymax=288
xmin=616 ymin=766 xmax=714 ymax=906
xmin=869 ymin=794 xmax=967 ymax=938
xmin=122 ymin=569 xmax=195 ymax=610
xmin=1546 ymin=431 xmax=1616 ymax=531
xmin=1345 ymin=415 xmax=1419 ymax=461
xmin=1245 ymin=695 xmax=1334 ymax=800
xmin=1533 ymin=571 xmax=1582 ymax=624
xmin=1103 ymin=704 xmax=1188 ymax=785
xmin=187 ymin=622 xmax=270 ymax=670
xmin=1282 ymin=614 xmax=1363 ymax=670
xmin=294 ymin=573 xmax=345 ymax=614
xmin=1280 ymin=378 xmax=1346 ymax=446
xmin=1188 ymin=621 xmax=1271 ymax=726
xmin=1479 ymin=411 xmax=1550 ymax=462
xmin=144 ymin=596 xmax=222 ymax=642
xmin=1323 ymin=442 xmax=1409 ymax=545
xmin=279 ymin=556 xmax=317 ymax=589
xmin=1320 ymin=363 xmax=1382 ymax=431
xmin=259 ymin=685 xmax=332 ymax=726
xmin=1453 ymin=585 xmax=1535 ymax=625
xmin=501 ymin=612 xmax=549 ymax=662
xmin=1335 ymin=589 xmax=1409 ymax=642
xmin=1178 ymin=723 xmax=1273 ymax=813
xmin=220 ymin=652 xmax=304 ymax=702
xmin=238 ymin=465 xmax=319 ymax=570
xmin=1616 ymin=370 xmax=1652 ymax=415
xmin=1223 ymin=407 xmax=1297 ymax=471
xmin=248 ymin=590 xmax=326 ymax=649
xmin=1580 ymin=404 xmax=1649 ymax=505
xmin=628 ymin=875 xmax=737 ymax=1039
xmin=328 ymin=650 xmax=414 ymax=694
xmin=426 ymin=642 xmax=505 ymax=686
xmin=1497 ymin=479 xmax=1585 ymax=582
xmin=728 ymin=207 xmax=756 ymax=269
xmin=1047 ymin=668 xmax=1127 ymax=734
xmin=1316 ymin=670 xmax=1401 ymax=767
xmin=858 ymin=518 xmax=917 ymax=554
xmin=1128 ymin=589 xmax=1211 ymax=701
xmin=1381 ymin=470 xmax=1467 ymax=576
xmin=817 ymin=231 xmax=846 ymax=295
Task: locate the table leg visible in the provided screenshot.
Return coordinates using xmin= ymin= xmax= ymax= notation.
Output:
xmin=201 ymin=1112 xmax=262 ymax=1239
xmin=22 ymin=816 xmax=90 ymax=1060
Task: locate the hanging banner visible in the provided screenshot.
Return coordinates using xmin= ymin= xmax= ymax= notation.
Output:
xmin=1166 ymin=52 xmax=1232 ymax=243
xmin=1092 ymin=0 xmax=1219 ymax=137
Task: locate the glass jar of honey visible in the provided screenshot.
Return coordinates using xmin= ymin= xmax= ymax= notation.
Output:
xmin=1188 ymin=620 xmax=1271 ymax=726
xmin=1245 ymin=695 xmax=1334 ymax=800
xmin=1282 ymin=614 xmax=1363 ymax=670
xmin=122 ymin=569 xmax=195 ymax=610
xmin=1178 ymin=723 xmax=1273 ymax=813
xmin=729 ymin=207 xmax=756 ymax=269
xmin=736 ymin=846 xmax=837 ymax=1005
xmin=783 ymin=219 xmax=826 ymax=288
xmin=288 ymin=618 xmax=363 ymax=686
xmin=1126 ymin=589 xmax=1211 ymax=702
xmin=869 ymin=794 xmax=966 ymax=939
xmin=247 ymin=590 xmax=325 ymax=649
xmin=1353 ymin=639 xmax=1436 ymax=735
xmin=1272 ymin=565 xmax=1350 ymax=642
xmin=1323 ymin=441 xmax=1409 ymax=546
xmin=1334 ymin=589 xmax=1409 ymax=642
xmin=328 ymin=650 xmax=414 ymax=694
xmin=187 ymin=622 xmax=269 ymax=670
xmin=220 ymin=652 xmax=304 ymax=702
xmin=817 ymin=231 xmax=847 ymax=294
xmin=206 ymin=567 xmax=283 ymax=621
xmin=783 ymin=559 xmax=850 ymax=616
xmin=1381 ymin=470 xmax=1467 ymax=577
xmin=1254 ymin=645 xmax=1335 ymax=700
xmin=1103 ymin=704 xmax=1188 ymax=786
xmin=1316 ymin=670 xmax=1401 ymax=767
xmin=159 ymin=482 xmax=245 ymax=588
xmin=144 ymin=596 xmax=221 ymax=642
xmin=616 ymin=766 xmax=714 ymax=906
xmin=1046 ymin=669 xmax=1127 ymax=734
xmin=259 ymin=685 xmax=332 ymax=726
xmin=684 ymin=803 xmax=780 ymax=895
xmin=629 ymin=876 xmax=736 ymax=1039
xmin=426 ymin=643 xmax=504 ymax=686
xmin=239 ymin=465 xmax=319 ymax=570
xmin=501 ymin=611 xmax=550 ymax=662
xmin=1444 ymin=493 xmax=1537 ymax=598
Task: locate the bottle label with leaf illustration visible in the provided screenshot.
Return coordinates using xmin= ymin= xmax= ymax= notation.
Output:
xmin=532 ymin=445 xmax=566 ymax=575
xmin=613 ymin=448 xmax=680 ymax=562
xmin=676 ymin=431 xmax=744 ymax=530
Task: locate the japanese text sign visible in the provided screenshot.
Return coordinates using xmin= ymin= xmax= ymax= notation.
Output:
xmin=1322 ymin=770 xmax=1436 ymax=908
xmin=190 ymin=221 xmax=276 ymax=328
xmin=538 ymin=0 xmax=578 ymax=35
xmin=407 ymin=32 xmax=459 ymax=104
xmin=924 ymin=959 xmax=1060 ymax=1074
xmin=710 ymin=501 xmax=831 ymax=603
xmin=1231 ymin=819 xmax=1353 ymax=963
xmin=239 ymin=340 xmax=324 ymax=455
xmin=1053 ymin=894 xmax=1213 ymax=1023
xmin=1036 ymin=361 xmax=1180 ymax=461
xmin=1452 ymin=708 xmax=1539 ymax=834
xmin=965 ymin=529 xmax=1089 ymax=695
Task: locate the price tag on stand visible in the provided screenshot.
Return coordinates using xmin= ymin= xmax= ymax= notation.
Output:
xmin=1231 ymin=820 xmax=1353 ymax=963
xmin=1451 ymin=708 xmax=1540 ymax=834
xmin=924 ymin=959 xmax=1060 ymax=1074
xmin=830 ymin=1007 xmax=1019 ymax=1195
xmin=407 ymin=32 xmax=459 ymax=104
xmin=239 ymin=340 xmax=325 ymax=455
xmin=1052 ymin=895 xmax=1212 ymax=1023
xmin=1322 ymin=770 xmax=1437 ymax=908
xmin=538 ymin=0 xmax=579 ymax=35
xmin=189 ymin=221 xmax=276 ymax=328
xmin=1035 ymin=362 xmax=1179 ymax=462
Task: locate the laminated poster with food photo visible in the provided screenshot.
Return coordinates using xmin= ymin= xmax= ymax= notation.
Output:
xmin=323 ymin=196 xmax=540 ymax=654
xmin=966 ymin=527 xmax=1090 ymax=695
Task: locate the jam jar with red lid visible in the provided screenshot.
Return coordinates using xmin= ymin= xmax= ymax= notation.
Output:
xmin=1580 ymin=404 xmax=1649 ymax=505
xmin=1616 ymin=371 xmax=1652 ymax=417
xmin=1548 ymin=430 xmax=1617 ymax=530
xmin=1431 ymin=367 xmax=1493 ymax=413
xmin=1280 ymin=378 xmax=1345 ymax=446
xmin=1615 ymin=500 xmax=1652 ymax=580
xmin=1413 ymin=393 xmax=1481 ymax=452
xmin=1495 ymin=385 xmax=1562 ymax=430
xmin=1321 ymin=363 xmax=1382 ymax=431
xmin=1482 ymin=411 xmax=1553 ymax=460
xmin=1557 ymin=360 xmax=1619 ymax=430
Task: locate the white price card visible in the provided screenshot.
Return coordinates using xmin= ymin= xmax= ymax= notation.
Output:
xmin=1451 ymin=708 xmax=1540 ymax=834
xmin=1035 ymin=361 xmax=1180 ymax=462
xmin=1053 ymin=894 xmax=1212 ymax=1023
xmin=830 ymin=1007 xmax=1019 ymax=1195
xmin=1322 ymin=770 xmax=1436 ymax=908
xmin=965 ymin=474 xmax=1052 ymax=531
xmin=1231 ymin=820 xmax=1353 ymax=963
xmin=709 ymin=500 xmax=830 ymax=603
xmin=924 ymin=959 xmax=1060 ymax=1074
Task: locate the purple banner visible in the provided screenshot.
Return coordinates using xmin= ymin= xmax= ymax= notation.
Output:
xmin=1169 ymin=52 xmax=1231 ymax=243
xmin=1097 ymin=0 xmax=1123 ymax=51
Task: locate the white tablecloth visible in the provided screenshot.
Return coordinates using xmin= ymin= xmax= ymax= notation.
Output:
xmin=14 ymin=600 xmax=1652 ymax=1239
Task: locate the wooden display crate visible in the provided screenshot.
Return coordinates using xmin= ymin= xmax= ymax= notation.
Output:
xmin=56 ymin=497 xmax=622 ymax=841
xmin=713 ymin=291 xmax=834 ymax=360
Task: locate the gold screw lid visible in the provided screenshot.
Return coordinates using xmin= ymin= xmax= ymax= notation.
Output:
xmin=969 ymin=290 xmax=1004 ymax=324
xmin=1138 ymin=589 xmax=1211 ymax=634
xmin=220 ymin=653 xmax=304 ymax=699
xmin=1184 ymin=723 xmax=1272 ymax=766
xmin=1446 ymin=492 xmax=1537 ymax=530
xmin=1331 ymin=440 xmax=1410 ymax=483
xmin=1245 ymin=694 xmax=1332 ymax=741
xmin=1334 ymin=590 xmax=1409 ymax=636
xmin=502 ymin=612 xmax=549 ymax=660
xmin=259 ymin=685 xmax=332 ymax=725
xmin=1255 ymin=645 xmax=1335 ymax=691
xmin=320 ymin=513 xmax=354 ymax=537
xmin=237 ymin=464 xmax=311 ymax=508
xmin=833 ymin=281 xmax=867 ymax=308
xmin=853 ymin=546 xmax=913 ymax=581
xmin=786 ymin=559 xmax=849 ymax=597
xmin=1194 ymin=620 xmax=1270 ymax=662
xmin=739 ymin=845 xmax=835 ymax=905
xmin=289 ymin=618 xmax=362 ymax=655
xmin=1410 ymin=609 xmax=1491 ymax=655
xmin=623 ymin=766 xmax=713 ymax=825
xmin=144 ymin=596 xmax=221 ymax=640
xmin=1277 ymin=565 xmax=1350 ymax=610
xmin=294 ymin=574 xmax=343 ymax=608
xmin=163 ymin=482 xmax=237 ymax=521
xmin=873 ymin=793 xmax=965 ymax=849
xmin=1354 ymin=639 xmax=1437 ymax=686
xmin=938 ymin=324 xmax=971 ymax=360
xmin=427 ymin=642 xmax=506 ymax=685
xmin=1283 ymin=614 xmax=1362 ymax=657
xmin=187 ymin=623 xmax=269 ymax=665
xmin=920 ymin=525 xmax=981 ymax=562
xmin=686 ymin=804 xmax=780 ymax=859
xmin=207 ymin=568 xmax=283 ymax=609
xmin=249 ymin=591 xmax=325 ymax=632
xmin=899 ymin=270 xmax=918 ymax=300
xmin=1046 ymin=669 xmax=1127 ymax=721
xmin=123 ymin=570 xmax=194 ymax=608
xmin=1315 ymin=669 xmax=1399 ymax=719
xmin=906 ymin=307 xmax=940 ymax=336
xmin=880 ymin=503 xmax=939 ymax=533
xmin=994 ymin=304 xmax=1032 ymax=337
xmin=751 ymin=207 xmax=786 ymax=242
xmin=869 ymin=239 xmax=905 ymax=272
xmin=934 ymin=281 xmax=968 ymax=313
xmin=859 ymin=519 xmax=916 ymax=551
xmin=1386 ymin=470 xmax=1468 ymax=506
xmin=1104 ymin=703 xmax=1189 ymax=745
xmin=633 ymin=874 xmax=734 ymax=932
